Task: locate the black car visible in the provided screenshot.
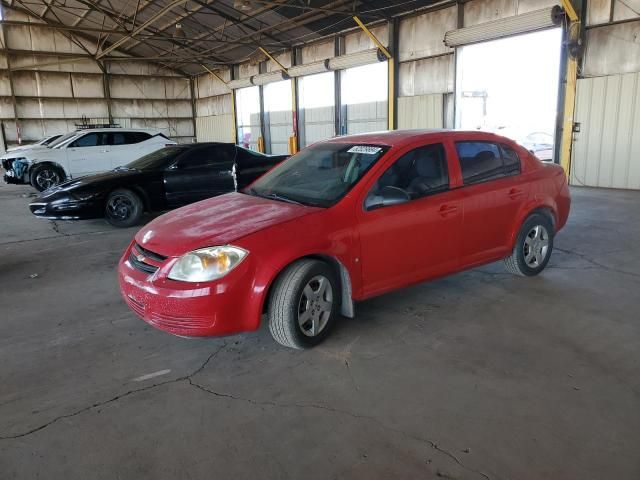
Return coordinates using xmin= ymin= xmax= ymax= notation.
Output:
xmin=29 ymin=143 xmax=287 ymax=227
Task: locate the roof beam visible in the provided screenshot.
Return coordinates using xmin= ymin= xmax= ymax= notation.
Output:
xmin=96 ymin=0 xmax=187 ymax=59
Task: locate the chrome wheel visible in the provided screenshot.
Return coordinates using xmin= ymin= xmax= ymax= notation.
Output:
xmin=523 ymin=225 xmax=550 ymax=268
xmin=106 ymin=195 xmax=134 ymax=220
xmin=36 ymin=169 xmax=60 ymax=190
xmin=298 ymin=275 xmax=333 ymax=337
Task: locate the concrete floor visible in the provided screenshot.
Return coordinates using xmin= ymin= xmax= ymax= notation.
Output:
xmin=0 ymin=181 xmax=639 ymax=480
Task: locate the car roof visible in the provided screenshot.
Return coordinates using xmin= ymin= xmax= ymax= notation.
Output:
xmin=72 ymin=128 xmax=162 ymax=134
xmin=326 ymin=129 xmax=517 ymax=148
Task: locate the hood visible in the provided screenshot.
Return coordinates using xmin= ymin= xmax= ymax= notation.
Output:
xmin=37 ymin=169 xmax=148 ymax=199
xmin=136 ymin=192 xmax=319 ymax=257
xmin=1 ymin=145 xmax=48 ymax=159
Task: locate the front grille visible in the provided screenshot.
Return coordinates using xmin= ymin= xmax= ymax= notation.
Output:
xmin=129 ymin=253 xmax=159 ymax=274
xmin=134 ymin=243 xmax=167 ymax=262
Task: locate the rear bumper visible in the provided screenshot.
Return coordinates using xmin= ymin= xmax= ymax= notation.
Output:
xmin=118 ymin=242 xmax=258 ymax=337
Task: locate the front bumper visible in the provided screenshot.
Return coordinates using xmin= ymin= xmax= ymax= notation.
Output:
xmin=118 ymin=241 xmax=256 ymax=337
xmin=29 ymin=191 xmax=103 ymax=220
xmin=3 ymin=169 xmax=27 ymax=185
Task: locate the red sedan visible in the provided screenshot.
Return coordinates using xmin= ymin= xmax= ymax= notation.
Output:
xmin=119 ymin=130 xmax=570 ymax=349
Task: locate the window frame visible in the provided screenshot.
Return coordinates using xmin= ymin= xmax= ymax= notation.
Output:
xmin=363 ymin=142 xmax=451 ymax=211
xmin=454 ymin=140 xmax=521 ymax=187
xmin=68 ymin=132 xmax=105 ymax=148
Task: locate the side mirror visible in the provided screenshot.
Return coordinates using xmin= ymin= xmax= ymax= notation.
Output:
xmin=364 ymin=186 xmax=410 ymax=211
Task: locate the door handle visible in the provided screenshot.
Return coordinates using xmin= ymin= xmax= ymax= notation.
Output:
xmin=508 ymin=188 xmax=524 ymax=199
xmin=438 ymin=205 xmax=459 ymax=217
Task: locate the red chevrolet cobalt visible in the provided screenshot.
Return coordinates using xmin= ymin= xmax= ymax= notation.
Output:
xmin=119 ymin=130 xmax=570 ymax=349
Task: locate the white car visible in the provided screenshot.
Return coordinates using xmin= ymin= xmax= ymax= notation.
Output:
xmin=4 ymin=128 xmax=175 ymax=191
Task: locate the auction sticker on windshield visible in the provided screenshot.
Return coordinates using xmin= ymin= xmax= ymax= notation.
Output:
xmin=347 ymin=146 xmax=382 ymax=155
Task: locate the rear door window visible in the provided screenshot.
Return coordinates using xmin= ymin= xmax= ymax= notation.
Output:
xmin=455 ymin=141 xmax=517 ymax=185
xmin=500 ymin=144 xmax=521 ymax=176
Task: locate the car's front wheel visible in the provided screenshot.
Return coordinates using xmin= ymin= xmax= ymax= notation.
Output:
xmin=30 ymin=164 xmax=64 ymax=191
xmin=105 ymin=189 xmax=144 ymax=228
xmin=504 ymin=213 xmax=554 ymax=276
xmin=268 ymin=259 xmax=339 ymax=349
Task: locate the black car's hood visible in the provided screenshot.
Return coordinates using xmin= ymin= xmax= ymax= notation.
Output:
xmin=48 ymin=169 xmax=156 ymax=194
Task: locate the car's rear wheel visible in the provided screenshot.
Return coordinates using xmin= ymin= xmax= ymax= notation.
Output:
xmin=268 ymin=259 xmax=339 ymax=349
xmin=504 ymin=213 xmax=554 ymax=276
xmin=30 ymin=164 xmax=64 ymax=191
xmin=105 ymin=189 xmax=144 ymax=228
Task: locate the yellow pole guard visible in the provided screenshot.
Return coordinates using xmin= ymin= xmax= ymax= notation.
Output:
xmin=257 ymin=136 xmax=265 ymax=153
xmin=353 ymin=16 xmax=392 ymax=59
xmin=560 ymin=56 xmax=578 ymax=174
xmin=288 ymin=136 xmax=298 ymax=155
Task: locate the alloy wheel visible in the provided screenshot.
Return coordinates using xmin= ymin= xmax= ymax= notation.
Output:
xmin=36 ymin=169 xmax=59 ymax=190
xmin=297 ymin=275 xmax=333 ymax=337
xmin=523 ymin=225 xmax=550 ymax=268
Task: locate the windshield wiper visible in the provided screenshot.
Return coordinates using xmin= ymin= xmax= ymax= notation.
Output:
xmin=247 ymin=188 xmax=303 ymax=206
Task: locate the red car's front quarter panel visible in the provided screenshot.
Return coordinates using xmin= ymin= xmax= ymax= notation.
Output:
xmin=119 ymin=241 xmax=262 ymax=336
xmin=233 ymin=205 xmax=360 ymax=327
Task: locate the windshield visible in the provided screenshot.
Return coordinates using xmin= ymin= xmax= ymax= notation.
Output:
xmin=125 ymin=146 xmax=188 ymax=170
xmin=41 ymin=135 xmax=62 ymax=146
xmin=247 ymin=143 xmax=388 ymax=207
xmin=49 ymin=132 xmax=80 ymax=149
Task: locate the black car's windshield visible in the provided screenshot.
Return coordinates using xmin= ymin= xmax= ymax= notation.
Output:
xmin=125 ymin=146 xmax=189 ymax=170
xmin=247 ymin=143 xmax=388 ymax=207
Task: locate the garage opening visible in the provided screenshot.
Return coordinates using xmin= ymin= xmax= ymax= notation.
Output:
xmin=340 ymin=61 xmax=388 ymax=135
xmin=298 ymin=71 xmax=336 ymax=148
xmin=235 ymin=86 xmax=261 ymax=152
xmin=455 ymin=28 xmax=563 ymax=161
xmin=263 ymin=80 xmax=293 ymax=155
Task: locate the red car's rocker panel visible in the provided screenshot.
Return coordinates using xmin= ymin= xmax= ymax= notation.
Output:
xmin=119 ymin=130 xmax=571 ymax=346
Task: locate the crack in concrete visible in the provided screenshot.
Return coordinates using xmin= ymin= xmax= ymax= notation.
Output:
xmin=1 ymin=340 xmax=491 ymax=479
xmin=555 ymin=247 xmax=640 ymax=279
xmin=49 ymin=220 xmax=68 ymax=237
xmin=0 ymin=343 xmax=228 ymax=440
xmin=186 ymin=379 xmax=491 ymax=480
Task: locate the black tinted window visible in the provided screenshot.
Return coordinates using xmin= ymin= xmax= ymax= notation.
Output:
xmin=456 ymin=142 xmax=505 ymax=185
xmin=371 ymin=143 xmax=448 ymax=200
xmin=500 ymin=144 xmax=521 ymax=176
xmin=110 ymin=132 xmax=151 ymax=145
xmin=178 ymin=146 xmax=229 ymax=168
xmin=70 ymin=133 xmax=104 ymax=148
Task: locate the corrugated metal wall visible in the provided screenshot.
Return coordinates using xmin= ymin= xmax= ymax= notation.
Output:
xmin=195 ymin=114 xmax=235 ymax=143
xmin=194 ymin=70 xmax=234 ymax=143
xmin=571 ymin=73 xmax=640 ymax=189
xmin=0 ymin=7 xmax=195 ymax=146
xmin=398 ymin=94 xmax=444 ymax=129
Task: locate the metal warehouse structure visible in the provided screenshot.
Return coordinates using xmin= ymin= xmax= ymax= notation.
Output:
xmin=0 ymin=0 xmax=638 ymax=188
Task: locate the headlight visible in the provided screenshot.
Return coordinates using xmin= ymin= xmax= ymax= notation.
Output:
xmin=168 ymin=246 xmax=248 ymax=282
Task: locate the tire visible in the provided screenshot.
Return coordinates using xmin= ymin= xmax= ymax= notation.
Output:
xmin=104 ymin=189 xmax=144 ymax=228
xmin=504 ymin=213 xmax=554 ymax=276
xmin=30 ymin=164 xmax=64 ymax=191
xmin=268 ymin=259 xmax=339 ymax=349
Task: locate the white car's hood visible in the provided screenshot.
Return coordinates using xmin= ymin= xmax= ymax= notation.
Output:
xmin=1 ymin=145 xmax=49 ymax=160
